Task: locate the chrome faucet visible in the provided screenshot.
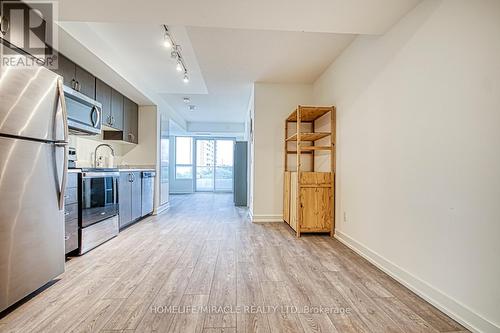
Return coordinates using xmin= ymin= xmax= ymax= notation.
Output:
xmin=94 ymin=144 xmax=115 ymax=168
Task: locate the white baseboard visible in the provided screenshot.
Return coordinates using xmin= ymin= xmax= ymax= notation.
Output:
xmin=154 ymin=202 xmax=170 ymax=215
xmin=334 ymin=231 xmax=499 ymax=333
xmin=249 ymin=211 xmax=283 ymax=223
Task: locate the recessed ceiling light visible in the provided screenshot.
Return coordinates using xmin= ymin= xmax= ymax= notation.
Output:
xmin=183 ymin=97 xmax=190 ymax=104
xmin=188 ymin=105 xmax=196 ymax=111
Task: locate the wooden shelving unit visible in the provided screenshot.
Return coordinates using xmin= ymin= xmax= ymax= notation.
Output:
xmin=283 ymin=105 xmax=336 ymax=237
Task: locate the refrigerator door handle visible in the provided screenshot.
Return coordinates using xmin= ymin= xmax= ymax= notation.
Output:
xmin=56 ymin=79 xmax=69 ymax=210
xmin=58 ymin=78 xmax=69 ymax=143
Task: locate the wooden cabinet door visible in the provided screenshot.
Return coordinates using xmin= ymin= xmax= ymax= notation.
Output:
xmin=64 ymin=218 xmax=78 ymax=254
xmin=75 ymin=65 xmax=95 ymax=99
xmin=290 ymin=172 xmax=298 ymax=231
xmin=96 ymin=79 xmax=112 ymax=126
xmin=129 ymin=102 xmax=139 ymax=144
xmin=131 ymin=172 xmax=142 ymax=221
xmin=56 ymin=53 xmax=76 ymax=87
xmin=123 ymin=97 xmax=138 ymax=143
xmin=283 ymin=172 xmax=290 ymax=223
xmin=119 ymin=172 xmax=132 ymax=228
xmin=110 ymin=88 xmax=124 ymax=131
xmin=300 ymin=187 xmax=332 ymax=232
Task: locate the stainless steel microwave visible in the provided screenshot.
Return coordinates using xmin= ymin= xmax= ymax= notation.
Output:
xmin=64 ymin=86 xmax=102 ymax=135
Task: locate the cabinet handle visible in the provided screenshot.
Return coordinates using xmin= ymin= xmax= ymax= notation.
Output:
xmin=64 ymin=235 xmax=70 ymax=241
xmin=128 ymin=133 xmax=135 ymax=142
xmin=71 ymin=79 xmax=76 ymax=90
xmin=76 ymin=81 xmax=81 ymax=92
xmin=111 ymin=115 xmax=114 ymax=125
xmin=0 ymin=15 xmax=9 ymax=35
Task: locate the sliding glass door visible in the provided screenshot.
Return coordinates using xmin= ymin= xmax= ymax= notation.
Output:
xmin=195 ymin=139 xmax=215 ymax=191
xmin=195 ymin=139 xmax=234 ymax=192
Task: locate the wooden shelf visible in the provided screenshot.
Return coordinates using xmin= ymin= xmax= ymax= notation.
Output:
xmin=300 ymin=146 xmax=332 ymax=151
xmin=283 ymin=105 xmax=336 ymax=238
xmin=286 ymin=150 xmax=313 ymax=154
xmin=286 ymin=132 xmax=330 ymax=142
xmin=287 ymin=106 xmax=333 ymax=122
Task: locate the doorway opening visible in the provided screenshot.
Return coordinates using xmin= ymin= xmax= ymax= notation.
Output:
xmin=195 ymin=138 xmax=234 ymax=192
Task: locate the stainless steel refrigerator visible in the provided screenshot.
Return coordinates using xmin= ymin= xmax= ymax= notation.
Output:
xmin=0 ymin=62 xmax=68 ymax=312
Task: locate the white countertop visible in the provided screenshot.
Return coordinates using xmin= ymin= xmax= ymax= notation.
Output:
xmin=118 ymin=168 xmax=155 ymax=172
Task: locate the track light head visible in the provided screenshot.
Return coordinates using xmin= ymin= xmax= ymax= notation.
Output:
xmin=183 ymin=72 xmax=189 ymax=83
xmin=176 ymin=61 xmax=183 ymax=72
xmin=163 ymin=35 xmax=172 ymax=48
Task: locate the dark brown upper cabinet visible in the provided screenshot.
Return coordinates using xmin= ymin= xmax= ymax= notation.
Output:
xmin=96 ymin=78 xmax=111 ymax=126
xmin=103 ymin=96 xmax=138 ymax=144
xmin=53 ymin=53 xmax=75 ymax=87
xmin=75 ymin=65 xmax=95 ymax=99
xmin=50 ymin=53 xmax=95 ymax=99
xmin=110 ymin=88 xmax=124 ymax=131
xmin=123 ymin=97 xmax=138 ymax=144
xmin=96 ymin=79 xmax=124 ymax=131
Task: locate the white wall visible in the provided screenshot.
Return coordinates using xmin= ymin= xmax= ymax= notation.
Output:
xmin=313 ymin=0 xmax=500 ymax=331
xmin=251 ymin=83 xmax=313 ymax=221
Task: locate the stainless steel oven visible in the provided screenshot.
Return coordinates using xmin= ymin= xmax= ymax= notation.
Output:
xmin=80 ymin=170 xmax=119 ymax=228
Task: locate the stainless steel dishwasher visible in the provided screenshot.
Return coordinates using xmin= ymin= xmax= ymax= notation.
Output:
xmin=141 ymin=171 xmax=155 ymax=216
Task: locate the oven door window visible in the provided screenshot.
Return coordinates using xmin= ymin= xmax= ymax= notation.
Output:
xmin=81 ymin=176 xmax=118 ymax=227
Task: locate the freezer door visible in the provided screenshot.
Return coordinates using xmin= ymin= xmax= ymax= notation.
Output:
xmin=0 ymin=65 xmax=65 ymax=142
xmin=0 ymin=137 xmax=65 ymax=312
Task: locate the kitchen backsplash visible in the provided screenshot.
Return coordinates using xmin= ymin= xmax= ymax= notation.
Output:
xmin=69 ymin=134 xmax=124 ymax=168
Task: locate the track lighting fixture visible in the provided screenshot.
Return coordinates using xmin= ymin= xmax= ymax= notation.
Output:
xmin=163 ymin=24 xmax=189 ymax=84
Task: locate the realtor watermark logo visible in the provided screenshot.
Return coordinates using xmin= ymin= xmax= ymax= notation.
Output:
xmin=150 ymin=305 xmax=352 ymax=315
xmin=0 ymin=1 xmax=58 ymax=68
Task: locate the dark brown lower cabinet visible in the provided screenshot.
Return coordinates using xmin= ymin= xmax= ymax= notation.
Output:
xmin=119 ymin=171 xmax=142 ymax=229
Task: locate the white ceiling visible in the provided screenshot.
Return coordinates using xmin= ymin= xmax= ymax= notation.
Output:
xmin=56 ymin=0 xmax=421 ymax=125
xmin=163 ymin=27 xmax=355 ymax=122
xmin=57 ymin=0 xmax=421 ymax=34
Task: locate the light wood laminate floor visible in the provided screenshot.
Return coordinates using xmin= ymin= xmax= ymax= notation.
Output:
xmin=0 ymin=193 xmax=467 ymax=333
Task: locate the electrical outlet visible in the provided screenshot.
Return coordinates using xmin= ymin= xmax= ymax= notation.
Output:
xmin=343 ymin=212 xmax=347 ymax=222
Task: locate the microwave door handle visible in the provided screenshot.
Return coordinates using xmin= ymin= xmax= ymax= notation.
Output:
xmin=91 ymin=106 xmax=101 ymax=128
xmin=95 ymin=107 xmax=100 ymax=128
xmin=56 ymin=78 xmax=69 ymax=210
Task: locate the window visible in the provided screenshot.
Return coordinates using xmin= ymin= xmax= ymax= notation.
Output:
xmin=175 ymin=137 xmax=193 ymax=179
